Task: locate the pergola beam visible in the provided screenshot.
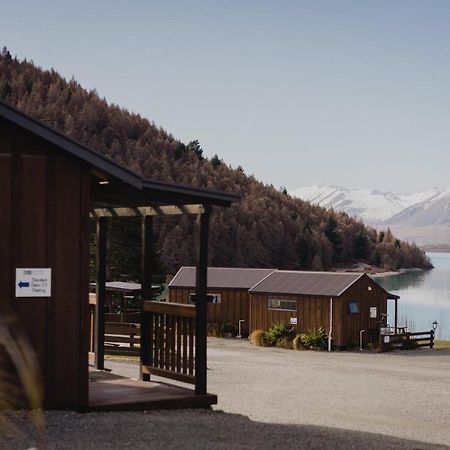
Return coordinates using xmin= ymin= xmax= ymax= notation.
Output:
xmin=90 ymin=204 xmax=205 ymax=218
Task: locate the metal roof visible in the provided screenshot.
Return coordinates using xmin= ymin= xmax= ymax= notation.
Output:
xmin=0 ymin=100 xmax=240 ymax=208
xmin=169 ymin=267 xmax=275 ymax=290
xmin=249 ymin=271 xmax=365 ymax=296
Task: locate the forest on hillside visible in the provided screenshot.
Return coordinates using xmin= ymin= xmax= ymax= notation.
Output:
xmin=0 ymin=48 xmax=432 ymax=279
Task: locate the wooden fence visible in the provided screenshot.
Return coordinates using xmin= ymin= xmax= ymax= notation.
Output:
xmin=379 ymin=330 xmax=434 ymax=353
xmin=141 ymin=301 xmax=196 ymax=384
xmin=89 ymin=294 xmax=141 ymax=356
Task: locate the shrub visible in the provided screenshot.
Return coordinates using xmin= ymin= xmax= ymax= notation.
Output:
xmin=219 ymin=322 xmax=236 ymax=336
xmin=263 ymin=323 xmax=295 ymax=347
xmin=207 ymin=323 xmax=221 ymax=338
xmin=276 ymin=337 xmax=293 ymax=349
xmin=300 ymin=327 xmax=328 ymax=350
xmin=249 ymin=329 xmax=266 ymax=347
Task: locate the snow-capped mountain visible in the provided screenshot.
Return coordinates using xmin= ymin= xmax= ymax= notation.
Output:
xmin=387 ymin=188 xmax=450 ymax=226
xmin=291 ymin=185 xmax=450 ymax=248
xmin=291 ymin=185 xmax=444 ymax=224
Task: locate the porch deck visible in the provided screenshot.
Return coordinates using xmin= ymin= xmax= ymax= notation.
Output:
xmin=89 ymin=375 xmax=217 ymax=412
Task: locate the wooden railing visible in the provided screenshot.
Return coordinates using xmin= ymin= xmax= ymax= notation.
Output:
xmin=141 ymin=301 xmax=196 ymax=385
xmin=379 ymin=330 xmax=434 ymax=353
xmin=89 ymin=294 xmax=141 ymax=356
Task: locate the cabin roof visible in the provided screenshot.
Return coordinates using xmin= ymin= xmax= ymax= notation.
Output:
xmin=169 ymin=267 xmax=275 ymax=290
xmin=249 ymin=270 xmax=367 ymax=296
xmin=0 ymin=100 xmax=240 ymax=208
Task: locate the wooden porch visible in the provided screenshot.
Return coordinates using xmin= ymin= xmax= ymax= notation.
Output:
xmin=89 ymin=295 xmax=214 ymax=411
xmin=88 ymin=374 xmax=217 ymax=412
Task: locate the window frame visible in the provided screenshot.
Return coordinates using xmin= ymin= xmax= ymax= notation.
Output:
xmin=268 ymin=298 xmax=297 ymax=312
xmin=188 ymin=293 xmax=222 ymax=304
xmin=348 ymin=301 xmax=360 ymax=314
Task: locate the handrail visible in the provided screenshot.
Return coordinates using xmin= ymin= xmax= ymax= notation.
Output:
xmin=143 ymin=301 xmax=195 ymax=318
xmin=141 ymin=301 xmax=197 ymax=385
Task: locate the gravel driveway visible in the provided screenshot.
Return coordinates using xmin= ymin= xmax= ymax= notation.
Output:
xmin=3 ymin=339 xmax=450 ymax=449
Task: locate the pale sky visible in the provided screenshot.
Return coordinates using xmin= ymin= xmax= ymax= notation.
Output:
xmin=2 ymin=0 xmax=450 ymax=192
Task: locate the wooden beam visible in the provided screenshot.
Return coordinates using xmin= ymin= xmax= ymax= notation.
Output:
xmin=394 ymin=298 xmax=398 ymax=335
xmin=195 ymin=206 xmax=210 ymax=396
xmin=90 ymin=204 xmax=205 ymax=218
xmin=141 ymin=216 xmax=153 ymax=300
xmin=143 ymin=301 xmax=196 ymax=318
xmin=140 ymin=215 xmax=153 ymax=381
xmin=142 ymin=366 xmax=195 ymax=385
xmin=95 ymin=217 xmax=108 ymax=370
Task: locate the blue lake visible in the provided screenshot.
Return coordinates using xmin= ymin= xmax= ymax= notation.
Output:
xmin=374 ymin=252 xmax=450 ymax=340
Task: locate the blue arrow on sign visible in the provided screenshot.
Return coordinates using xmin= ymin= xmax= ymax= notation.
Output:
xmin=18 ymin=281 xmax=30 ymax=288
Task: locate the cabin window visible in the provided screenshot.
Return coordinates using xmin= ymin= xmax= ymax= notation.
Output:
xmin=348 ymin=302 xmax=360 ymax=314
xmin=268 ymin=299 xmax=297 ymax=311
xmin=189 ymin=293 xmax=221 ymax=304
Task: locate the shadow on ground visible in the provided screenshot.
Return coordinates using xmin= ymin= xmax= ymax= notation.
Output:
xmin=1 ymin=409 xmax=447 ymax=450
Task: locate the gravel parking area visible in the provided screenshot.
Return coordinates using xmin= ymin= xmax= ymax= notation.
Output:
xmin=3 ymin=339 xmax=450 ymax=449
xmin=207 ymin=339 xmax=450 ymax=447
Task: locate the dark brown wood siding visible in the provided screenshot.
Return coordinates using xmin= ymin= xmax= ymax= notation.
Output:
xmin=0 ymin=118 xmax=90 ymax=409
xmin=249 ymin=293 xmax=298 ymax=332
xmin=249 ymin=275 xmax=387 ymax=348
xmin=169 ymin=287 xmax=250 ymax=334
xmin=337 ymin=275 xmax=387 ymax=348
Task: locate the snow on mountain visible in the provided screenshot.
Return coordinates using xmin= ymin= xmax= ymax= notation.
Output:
xmin=291 ymin=185 xmax=443 ymax=224
xmin=387 ymin=188 xmax=450 ymax=226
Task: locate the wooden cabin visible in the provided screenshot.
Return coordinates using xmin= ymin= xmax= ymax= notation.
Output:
xmin=249 ymin=270 xmax=399 ymax=349
xmin=169 ymin=267 xmax=274 ymax=336
xmin=0 ymin=101 xmax=239 ymax=410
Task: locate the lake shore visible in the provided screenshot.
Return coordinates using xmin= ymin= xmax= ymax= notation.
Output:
xmin=332 ymin=261 xmax=428 ymax=277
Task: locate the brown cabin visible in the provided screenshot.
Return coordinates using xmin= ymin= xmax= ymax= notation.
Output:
xmin=0 ymin=101 xmax=238 ymax=410
xmin=249 ymin=271 xmax=399 ymax=349
xmin=169 ymin=267 xmax=274 ymax=336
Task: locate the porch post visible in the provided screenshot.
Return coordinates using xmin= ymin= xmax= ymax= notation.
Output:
xmin=195 ymin=205 xmax=210 ymax=395
xmin=94 ymin=217 xmax=108 ymax=370
xmin=394 ymin=298 xmax=398 ymax=334
xmin=140 ymin=215 xmax=153 ymax=381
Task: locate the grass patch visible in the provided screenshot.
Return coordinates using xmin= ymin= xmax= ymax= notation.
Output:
xmin=433 ymin=340 xmax=450 ymax=349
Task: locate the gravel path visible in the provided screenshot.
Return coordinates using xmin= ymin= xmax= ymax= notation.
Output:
xmin=3 ymin=339 xmax=450 ymax=449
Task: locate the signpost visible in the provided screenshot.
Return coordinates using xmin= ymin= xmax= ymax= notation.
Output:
xmin=15 ymin=268 xmax=51 ymax=297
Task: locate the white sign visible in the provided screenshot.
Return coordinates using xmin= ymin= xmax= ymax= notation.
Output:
xmin=15 ymin=268 xmax=51 ymax=297
xmin=290 ymin=317 xmax=298 ymax=325
xmin=369 ymin=307 xmax=377 ymax=318
xmin=384 ymin=336 xmax=390 ymax=343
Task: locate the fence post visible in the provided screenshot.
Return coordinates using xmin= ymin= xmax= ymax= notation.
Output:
xmin=430 ymin=329 xmax=434 ymax=349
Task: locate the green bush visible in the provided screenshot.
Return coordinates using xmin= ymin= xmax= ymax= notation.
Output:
xmin=263 ymin=323 xmax=295 ymax=347
xmin=300 ymin=327 xmax=328 ymax=350
xmin=219 ymin=322 xmax=236 ymax=336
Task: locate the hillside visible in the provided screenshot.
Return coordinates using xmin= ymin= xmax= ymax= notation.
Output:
xmin=0 ymin=48 xmax=432 ymax=276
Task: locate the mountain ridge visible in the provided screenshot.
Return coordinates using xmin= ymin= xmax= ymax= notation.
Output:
xmin=292 ymin=185 xmax=450 ymax=249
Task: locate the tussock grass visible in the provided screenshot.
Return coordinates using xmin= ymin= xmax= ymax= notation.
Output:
xmin=433 ymin=340 xmax=450 ymax=349
xmin=292 ymin=334 xmax=302 ymax=351
xmin=249 ymin=329 xmax=266 ymax=347
xmin=0 ymin=315 xmax=45 ymax=444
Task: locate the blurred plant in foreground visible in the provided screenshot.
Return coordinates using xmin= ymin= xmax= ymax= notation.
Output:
xmin=0 ymin=314 xmax=45 ymax=447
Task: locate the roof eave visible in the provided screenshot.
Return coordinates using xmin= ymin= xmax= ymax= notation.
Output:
xmin=0 ymin=101 xmax=143 ymax=189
